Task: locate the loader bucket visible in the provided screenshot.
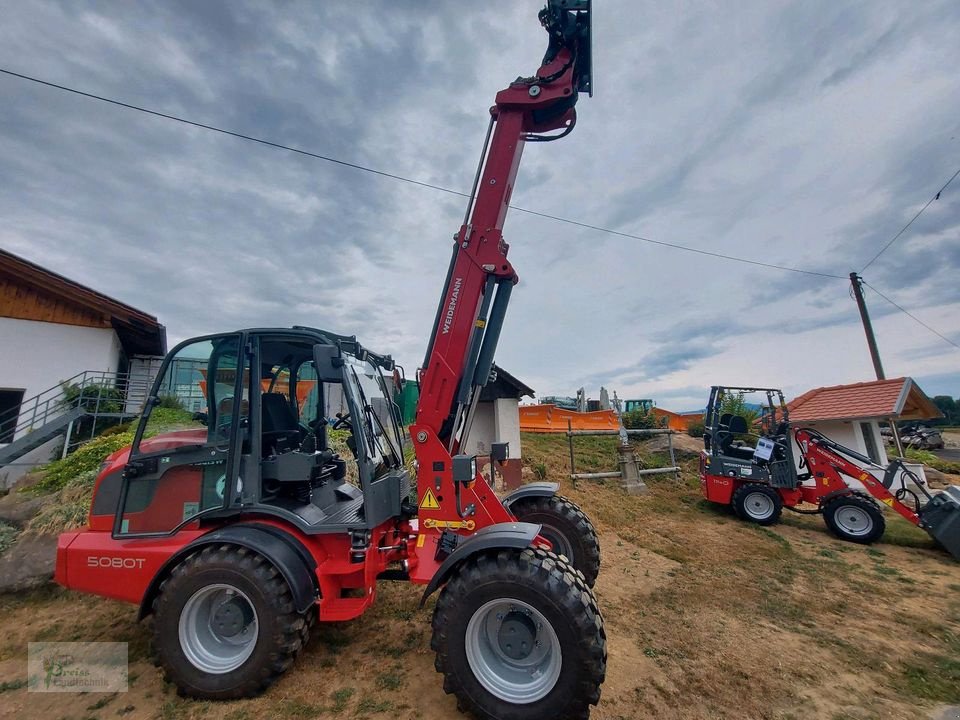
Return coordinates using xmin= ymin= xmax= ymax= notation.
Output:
xmin=919 ymin=486 xmax=960 ymax=561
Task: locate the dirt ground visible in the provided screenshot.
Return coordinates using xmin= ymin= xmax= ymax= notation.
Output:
xmin=0 ymin=433 xmax=958 ymax=720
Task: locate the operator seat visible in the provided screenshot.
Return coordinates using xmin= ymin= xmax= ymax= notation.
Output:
xmin=261 ymin=393 xmax=301 ymax=456
xmin=719 ymin=415 xmax=756 ymax=460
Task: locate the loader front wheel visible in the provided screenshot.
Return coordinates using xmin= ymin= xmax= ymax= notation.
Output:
xmin=732 ymin=484 xmax=782 ymax=526
xmin=508 ymin=495 xmax=601 ymax=587
xmin=152 ymin=544 xmax=306 ymax=699
xmin=431 ymin=548 xmax=606 ymax=720
xmin=823 ymin=495 xmax=885 ymax=544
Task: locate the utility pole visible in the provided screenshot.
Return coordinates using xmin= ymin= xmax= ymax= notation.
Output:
xmin=849 ymin=272 xmax=885 ymax=380
xmin=849 ymin=272 xmax=905 ymax=457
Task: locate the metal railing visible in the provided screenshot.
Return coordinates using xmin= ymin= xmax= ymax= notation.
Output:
xmin=0 ymin=371 xmax=155 ymax=456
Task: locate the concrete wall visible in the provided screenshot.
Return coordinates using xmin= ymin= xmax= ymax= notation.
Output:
xmin=0 ymin=318 xmax=122 ymax=485
xmin=0 ymin=317 xmax=122 ymax=407
xmin=0 ymin=436 xmax=61 ymax=490
xmin=791 ymin=418 xmax=925 ymax=488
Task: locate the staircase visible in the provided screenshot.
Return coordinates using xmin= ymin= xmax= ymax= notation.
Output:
xmin=0 ymin=371 xmax=154 ymax=468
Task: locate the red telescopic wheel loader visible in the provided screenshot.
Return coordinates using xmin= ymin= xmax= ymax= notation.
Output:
xmin=54 ymin=3 xmax=606 ymax=719
xmin=699 ymin=386 xmax=960 ymax=559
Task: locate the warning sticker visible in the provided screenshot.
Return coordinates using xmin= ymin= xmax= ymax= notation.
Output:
xmin=420 ymin=488 xmax=441 ymax=510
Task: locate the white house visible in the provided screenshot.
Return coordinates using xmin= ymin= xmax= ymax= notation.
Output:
xmin=0 ymin=248 xmax=166 ymax=487
xmin=462 ymin=365 xmax=535 ymax=490
xmin=787 ymin=377 xmax=941 ymax=489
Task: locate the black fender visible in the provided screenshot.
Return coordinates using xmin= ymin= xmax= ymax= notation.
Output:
xmin=138 ymin=523 xmax=318 ymax=620
xmin=420 ymin=521 xmax=541 ymax=607
xmin=500 ymin=482 xmax=559 ymax=512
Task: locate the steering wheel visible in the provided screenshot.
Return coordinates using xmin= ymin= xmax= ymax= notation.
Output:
xmin=332 ymin=413 xmax=352 ymax=431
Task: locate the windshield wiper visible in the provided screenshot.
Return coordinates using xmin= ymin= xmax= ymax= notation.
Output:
xmin=350 ymin=367 xmax=400 ymax=465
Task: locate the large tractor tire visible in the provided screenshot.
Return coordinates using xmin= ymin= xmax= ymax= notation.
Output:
xmin=431 ymin=547 xmax=606 ymax=720
xmin=508 ymin=495 xmax=601 ymax=587
xmin=823 ymin=495 xmax=885 ymax=544
xmin=732 ymin=484 xmax=783 ymax=526
xmin=152 ymin=544 xmax=307 ymax=699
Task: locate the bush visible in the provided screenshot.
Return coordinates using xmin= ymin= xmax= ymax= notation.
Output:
xmin=687 ymin=419 xmax=705 ymax=438
xmin=60 ymin=381 xmax=124 ymax=414
xmin=31 ymin=431 xmax=135 ymax=494
xmin=157 ymin=395 xmax=185 ymax=410
xmin=622 ymin=408 xmax=666 ymax=430
xmin=905 ymin=448 xmax=960 ymax=475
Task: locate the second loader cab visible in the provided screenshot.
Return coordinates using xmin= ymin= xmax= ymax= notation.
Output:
xmin=114 ymin=327 xmax=407 ymax=539
xmin=701 ymin=386 xmax=796 ymax=486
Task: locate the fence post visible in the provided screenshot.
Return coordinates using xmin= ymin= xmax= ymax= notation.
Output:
xmin=667 ymin=430 xmax=677 ymax=474
xmin=61 ymin=419 xmax=74 ymax=460
xmin=567 ymin=418 xmax=575 ymax=478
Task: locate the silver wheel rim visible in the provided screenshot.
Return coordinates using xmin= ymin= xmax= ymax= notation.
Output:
xmin=539 ymin=522 xmax=574 ymax=563
xmin=179 ymin=583 xmax=258 ymax=674
xmin=835 ymin=505 xmax=873 ymax=537
xmin=464 ymin=598 xmax=562 ymax=704
xmin=743 ymin=491 xmax=775 ymax=520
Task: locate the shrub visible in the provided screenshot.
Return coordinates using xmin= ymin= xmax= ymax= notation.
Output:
xmin=687 ymin=419 xmax=705 ymax=438
xmin=622 ymin=408 xmax=666 ymax=430
xmin=157 ymin=395 xmax=185 ymax=410
xmin=31 ymin=431 xmax=135 ymax=494
xmin=905 ymin=448 xmax=960 ymax=475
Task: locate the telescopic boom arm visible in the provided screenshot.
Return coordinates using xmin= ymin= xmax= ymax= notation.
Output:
xmin=416 ymin=1 xmax=591 ymax=446
xmin=407 ymin=1 xmax=592 ymax=546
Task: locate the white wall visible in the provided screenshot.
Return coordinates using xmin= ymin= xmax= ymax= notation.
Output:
xmin=493 ymin=397 xmax=522 ymax=458
xmin=0 ymin=317 xmax=121 ymax=446
xmin=792 ymin=418 xmax=925 ymax=489
xmin=463 ymin=403 xmax=496 ymax=456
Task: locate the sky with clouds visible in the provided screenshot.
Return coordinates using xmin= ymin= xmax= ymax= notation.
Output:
xmin=1 ymin=0 xmax=958 ymax=412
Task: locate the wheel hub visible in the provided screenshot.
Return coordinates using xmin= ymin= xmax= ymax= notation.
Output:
xmin=745 ymin=492 xmax=774 ymax=519
xmin=497 ymin=611 xmax=537 ymax=661
xmin=179 ymin=584 xmax=259 ymax=674
xmin=464 ymin=598 xmax=562 ymax=704
xmin=212 ymin=598 xmax=248 ymax=638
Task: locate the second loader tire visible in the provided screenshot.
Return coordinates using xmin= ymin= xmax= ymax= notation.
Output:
xmin=732 ymin=484 xmax=783 ymax=526
xmin=823 ymin=495 xmax=885 ymax=544
xmin=431 ymin=547 xmax=606 ymax=720
xmin=508 ymin=495 xmax=601 ymax=587
xmin=152 ymin=544 xmax=306 ymax=699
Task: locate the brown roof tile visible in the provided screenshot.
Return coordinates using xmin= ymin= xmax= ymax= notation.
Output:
xmin=787 ymin=377 xmax=941 ymax=422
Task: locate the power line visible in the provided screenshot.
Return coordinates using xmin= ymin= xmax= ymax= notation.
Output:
xmin=0 ymin=68 xmax=471 ymax=200
xmin=510 ymin=206 xmax=846 ymax=279
xmin=861 ymin=166 xmax=960 ymax=272
xmin=863 ymin=280 xmax=960 ymax=350
xmin=0 ymin=66 xmax=847 ymax=280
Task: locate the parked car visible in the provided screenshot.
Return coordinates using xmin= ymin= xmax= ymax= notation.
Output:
xmin=900 ymin=425 xmax=945 ymax=450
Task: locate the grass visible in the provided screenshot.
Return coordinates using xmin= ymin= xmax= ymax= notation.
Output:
xmin=0 ymin=521 xmax=19 ymax=554
xmin=330 ymin=687 xmax=355 ymax=713
xmin=0 ymin=679 xmax=27 ymax=693
xmin=904 ymin=448 xmax=960 ymax=475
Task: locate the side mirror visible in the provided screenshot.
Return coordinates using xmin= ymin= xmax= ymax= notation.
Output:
xmin=313 ymin=344 xmax=346 ymax=382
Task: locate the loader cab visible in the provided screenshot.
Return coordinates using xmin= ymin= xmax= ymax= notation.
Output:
xmin=112 ymin=328 xmax=407 ymax=538
xmin=702 ymin=385 xmax=796 ymax=484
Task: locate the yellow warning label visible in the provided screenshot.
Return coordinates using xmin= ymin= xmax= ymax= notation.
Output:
xmin=881 ymin=497 xmax=894 ymax=506
xmin=417 ymin=534 xmax=426 ymax=548
xmin=859 ymin=473 xmax=869 ymax=481
xmin=420 ymin=488 xmax=441 ymax=510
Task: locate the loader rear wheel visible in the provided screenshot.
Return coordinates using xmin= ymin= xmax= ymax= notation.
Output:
xmin=732 ymin=484 xmax=782 ymax=526
xmin=152 ymin=544 xmax=306 ymax=699
xmin=431 ymin=547 xmax=606 ymax=720
xmin=823 ymin=495 xmax=885 ymax=544
xmin=508 ymin=495 xmax=601 ymax=587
